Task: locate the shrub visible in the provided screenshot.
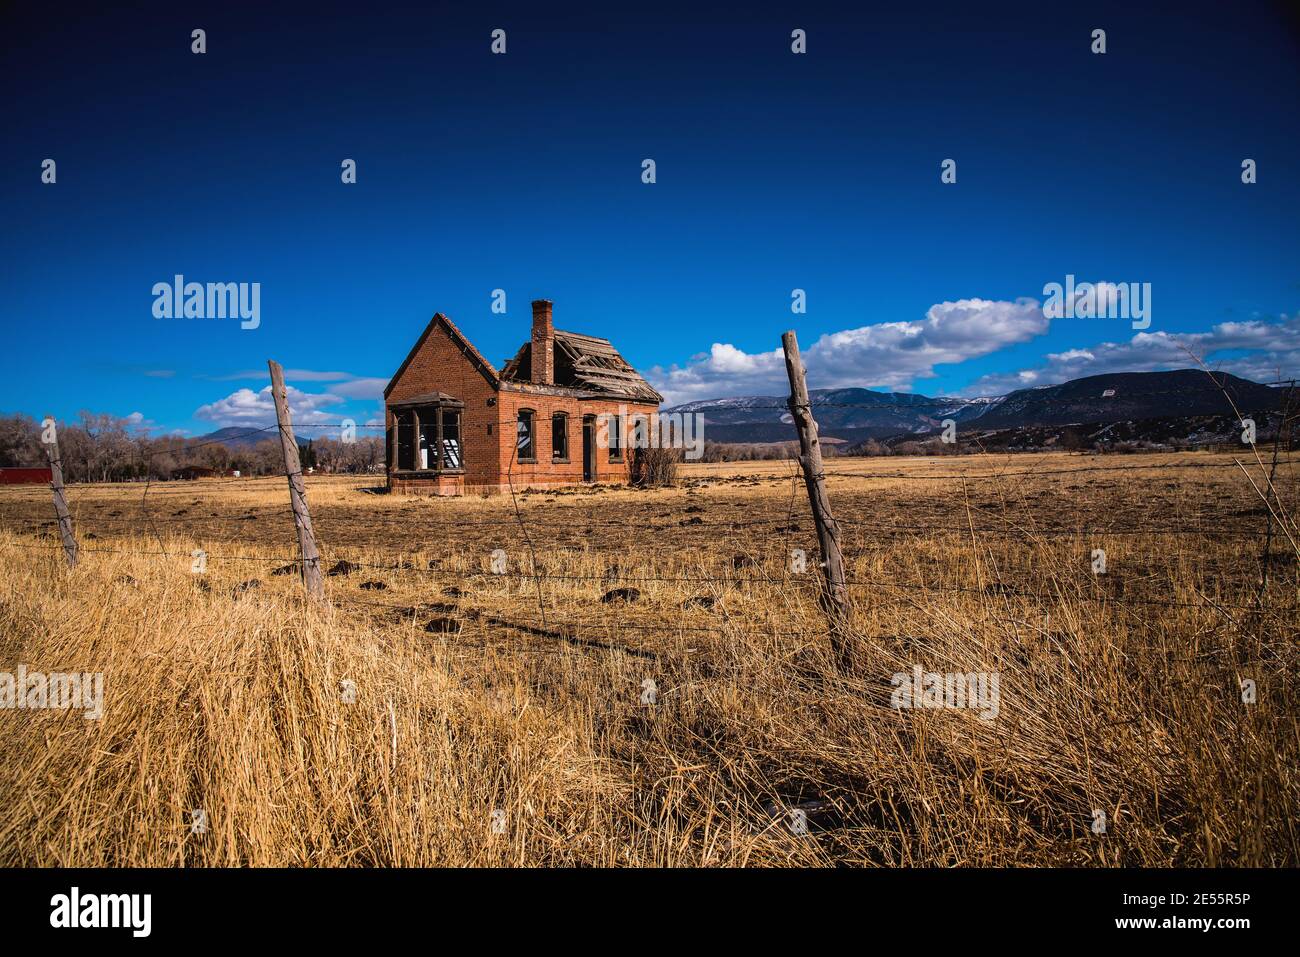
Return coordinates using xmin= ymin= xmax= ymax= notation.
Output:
xmin=630 ymin=445 xmax=681 ymax=487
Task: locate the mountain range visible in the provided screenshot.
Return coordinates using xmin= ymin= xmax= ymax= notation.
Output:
xmin=191 ymin=370 xmax=1288 ymax=451
xmin=664 ymin=370 xmax=1287 ymax=445
xmin=193 ymin=426 xmax=300 ymax=449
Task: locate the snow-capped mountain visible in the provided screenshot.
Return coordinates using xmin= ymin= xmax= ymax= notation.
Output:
xmin=664 ymin=370 xmax=1285 ymax=444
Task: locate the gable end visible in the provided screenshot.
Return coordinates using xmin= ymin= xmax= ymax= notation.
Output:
xmin=384 ymin=313 xmax=500 ymax=398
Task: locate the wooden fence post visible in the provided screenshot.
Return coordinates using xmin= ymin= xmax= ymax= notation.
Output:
xmin=41 ymin=419 xmax=78 ymax=567
xmin=268 ymin=360 xmax=324 ymax=599
xmin=782 ymin=331 xmax=852 ymax=667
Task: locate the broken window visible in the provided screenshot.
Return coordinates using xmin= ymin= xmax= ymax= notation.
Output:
xmin=608 ymin=413 xmax=623 ymax=463
xmin=418 ymin=412 xmax=437 ymax=470
xmin=396 ymin=411 xmax=415 ymax=471
xmin=517 ymin=409 xmax=535 ymax=462
xmin=552 ymin=412 xmax=568 ymax=461
xmin=389 ymin=397 xmax=465 ymax=472
xmin=442 ymin=410 xmax=462 ymax=469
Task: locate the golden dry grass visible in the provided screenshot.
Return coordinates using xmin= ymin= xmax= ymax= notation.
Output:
xmin=0 ymin=450 xmax=1296 ymax=866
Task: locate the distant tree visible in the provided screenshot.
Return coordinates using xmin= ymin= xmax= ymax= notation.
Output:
xmin=252 ymin=439 xmax=283 ymax=475
xmin=0 ymin=413 xmax=42 ymax=467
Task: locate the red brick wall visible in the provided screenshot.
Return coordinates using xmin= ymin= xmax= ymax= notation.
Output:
xmin=385 ymin=320 xmax=499 ymax=492
xmin=386 ymin=318 xmax=660 ymax=495
xmin=531 ymin=300 xmax=554 ymax=385
xmin=496 ymin=389 xmax=659 ymax=488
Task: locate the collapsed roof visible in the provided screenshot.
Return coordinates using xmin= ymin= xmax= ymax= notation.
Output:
xmin=500 ymin=330 xmax=664 ymax=403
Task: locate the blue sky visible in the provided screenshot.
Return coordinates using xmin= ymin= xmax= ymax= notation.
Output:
xmin=2 ymin=0 xmax=1298 ymax=435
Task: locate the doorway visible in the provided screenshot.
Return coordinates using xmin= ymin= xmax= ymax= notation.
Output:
xmin=582 ymin=415 xmax=596 ymax=482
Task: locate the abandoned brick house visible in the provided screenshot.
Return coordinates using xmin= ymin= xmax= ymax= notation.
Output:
xmin=384 ymin=300 xmax=663 ymax=494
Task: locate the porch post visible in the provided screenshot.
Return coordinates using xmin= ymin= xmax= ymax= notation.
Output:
xmin=435 ymin=406 xmax=444 ymax=471
xmin=412 ymin=408 xmax=421 ymax=470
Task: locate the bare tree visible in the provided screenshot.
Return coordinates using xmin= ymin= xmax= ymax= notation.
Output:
xmin=0 ymin=414 xmax=43 ymax=467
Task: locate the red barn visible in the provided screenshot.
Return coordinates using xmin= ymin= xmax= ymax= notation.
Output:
xmin=0 ymin=467 xmax=53 ymax=485
xmin=171 ymin=466 xmax=222 ymax=480
xmin=384 ymin=300 xmax=663 ymax=495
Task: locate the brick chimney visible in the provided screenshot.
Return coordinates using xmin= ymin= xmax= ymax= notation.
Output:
xmin=531 ymin=299 xmax=554 ymax=385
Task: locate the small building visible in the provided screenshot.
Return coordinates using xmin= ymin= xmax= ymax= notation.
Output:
xmin=171 ymin=465 xmax=222 ymax=481
xmin=0 ymin=466 xmax=53 ymax=485
xmin=384 ymin=300 xmax=662 ymax=494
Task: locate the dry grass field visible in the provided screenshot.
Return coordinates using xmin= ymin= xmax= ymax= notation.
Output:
xmin=0 ymin=450 xmax=1296 ymax=866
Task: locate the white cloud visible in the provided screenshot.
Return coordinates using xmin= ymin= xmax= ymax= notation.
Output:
xmin=122 ymin=411 xmax=161 ymax=433
xmin=961 ymin=313 xmax=1300 ymax=396
xmin=194 ymin=385 xmax=345 ymax=427
xmin=649 ymin=298 xmax=1048 ymax=405
xmin=327 ymin=377 xmax=389 ymax=400
xmin=192 ymin=370 xmax=388 ymax=431
xmin=283 ymin=369 xmax=357 ymax=382
xmin=209 ymin=368 xmax=358 ymax=382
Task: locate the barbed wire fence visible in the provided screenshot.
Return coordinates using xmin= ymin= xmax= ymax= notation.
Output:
xmin=4 ymin=363 xmax=1298 ymax=669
